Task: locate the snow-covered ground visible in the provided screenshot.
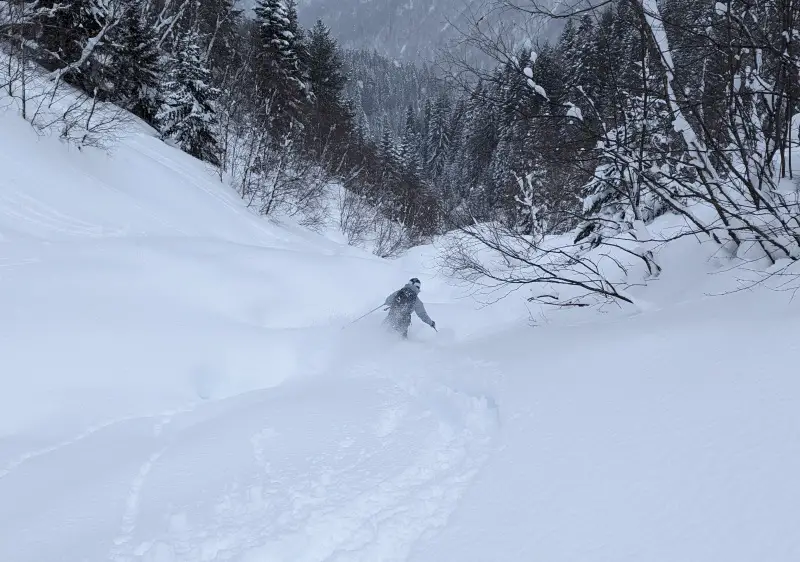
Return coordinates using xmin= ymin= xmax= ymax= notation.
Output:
xmin=1 ymin=100 xmax=799 ymax=562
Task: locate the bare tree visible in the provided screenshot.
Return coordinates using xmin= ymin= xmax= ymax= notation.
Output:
xmin=222 ymin=119 xmax=330 ymax=228
xmin=372 ymin=211 xmax=411 ymax=258
xmin=0 ymin=0 xmax=38 ymax=118
xmin=336 ymin=183 xmax=374 ymax=246
xmin=438 ymin=0 xmax=800 ymax=308
xmin=440 ymin=218 xmax=640 ymax=307
xmin=1 ymin=0 xmax=131 ymax=147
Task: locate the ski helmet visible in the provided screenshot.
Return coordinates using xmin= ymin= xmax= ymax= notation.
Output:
xmin=409 ymin=277 xmax=421 ymax=290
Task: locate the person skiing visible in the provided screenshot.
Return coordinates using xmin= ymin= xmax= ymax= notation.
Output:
xmin=383 ymin=277 xmax=436 ymax=338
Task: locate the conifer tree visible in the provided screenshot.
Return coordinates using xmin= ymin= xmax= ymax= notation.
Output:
xmin=253 ymin=0 xmax=307 ymax=140
xmin=380 ymin=127 xmax=400 ymax=182
xmin=108 ymin=0 xmax=162 ymax=123
xmin=304 ymin=19 xmax=349 ymax=155
xmin=400 ymin=105 xmax=423 ymax=179
xmin=157 ymin=28 xmax=221 ymax=166
xmin=426 ymin=93 xmax=451 ymax=181
xmin=307 ymin=20 xmax=346 ymax=109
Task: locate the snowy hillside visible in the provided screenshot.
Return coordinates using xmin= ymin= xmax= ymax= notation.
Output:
xmin=2 ymin=98 xmax=800 ymax=562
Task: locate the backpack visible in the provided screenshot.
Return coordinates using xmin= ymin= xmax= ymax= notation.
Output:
xmin=392 ymin=286 xmax=417 ymax=312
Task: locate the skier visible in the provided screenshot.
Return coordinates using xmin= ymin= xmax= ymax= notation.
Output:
xmin=383 ymin=277 xmax=436 ymax=338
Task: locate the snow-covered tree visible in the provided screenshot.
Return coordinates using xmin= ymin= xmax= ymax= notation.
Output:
xmin=107 ymin=0 xmax=162 ymax=122
xmin=306 ymin=20 xmax=345 ymax=108
xmin=399 ymin=105 xmax=423 ymax=180
xmin=157 ymin=28 xmax=221 ymax=166
xmin=304 ymin=19 xmax=349 ymax=157
xmin=573 ymin=38 xmax=672 ymax=280
xmin=425 ymin=92 xmax=451 ymax=180
xmin=380 ymin=126 xmax=401 ymax=183
xmin=30 ymin=0 xmax=129 ymax=95
xmin=196 ymin=0 xmax=241 ymax=71
xmin=253 ymin=0 xmax=307 ymax=140
xmin=514 ymin=165 xmax=549 ymax=236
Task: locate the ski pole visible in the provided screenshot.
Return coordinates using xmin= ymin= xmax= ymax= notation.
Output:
xmin=346 ymin=304 xmax=383 ymax=327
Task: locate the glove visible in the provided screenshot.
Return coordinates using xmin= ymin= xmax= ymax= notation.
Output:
xmin=430 ymin=321 xmax=436 ymax=329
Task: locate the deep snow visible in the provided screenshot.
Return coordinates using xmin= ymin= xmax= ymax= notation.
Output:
xmin=1 ymin=96 xmax=799 ymax=561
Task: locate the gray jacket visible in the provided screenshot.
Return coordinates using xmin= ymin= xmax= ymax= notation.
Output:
xmin=384 ymin=283 xmax=434 ymax=326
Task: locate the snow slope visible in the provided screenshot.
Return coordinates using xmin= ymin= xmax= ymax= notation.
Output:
xmin=0 ymin=105 xmax=502 ymax=561
xmin=1 ymin=101 xmax=799 ymax=561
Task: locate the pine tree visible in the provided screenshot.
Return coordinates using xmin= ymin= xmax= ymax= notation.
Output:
xmin=304 ymin=19 xmax=350 ymax=156
xmin=426 ymin=93 xmax=451 ymax=180
xmin=400 ymin=105 xmax=423 ymax=179
xmin=307 ymin=20 xmax=346 ymax=109
xmin=556 ymin=15 xmax=603 ymax=125
xmin=559 ymin=18 xmax=578 ymax=64
xmin=253 ymin=0 xmax=308 ymax=140
xmin=435 ymin=97 xmax=466 ymax=220
xmin=349 ymin=88 xmax=371 ymax=141
xmin=108 ymin=1 xmax=162 ymax=123
xmin=380 ymin=127 xmax=400 ymax=181
xmin=286 ymin=0 xmax=310 ymax=94
xmin=157 ymin=29 xmax=221 ymax=166
xmin=458 ymin=81 xmax=499 ymax=216
xmin=661 ymin=0 xmax=727 ymax=147
xmin=420 ymin=98 xmax=433 ymax=169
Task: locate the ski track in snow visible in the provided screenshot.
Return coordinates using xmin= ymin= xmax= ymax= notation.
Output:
xmin=114 ymin=448 xmax=168 ymax=545
xmin=109 ymin=412 xmax=183 ymax=562
xmin=0 ymin=408 xmax=191 ymax=481
xmin=0 ymin=344 xmax=499 ymax=562
xmin=108 ymin=409 xmax=181 ymax=562
xmin=111 ymin=355 xmax=500 ymax=562
xmin=0 ymin=190 xmax=120 ymax=238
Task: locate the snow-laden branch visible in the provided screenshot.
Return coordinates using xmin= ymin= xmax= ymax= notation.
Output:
xmin=155 ymin=0 xmax=192 ymax=49
xmin=47 ymin=2 xmax=128 ymax=86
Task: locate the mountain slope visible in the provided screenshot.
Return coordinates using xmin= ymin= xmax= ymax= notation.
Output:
xmin=296 ymin=0 xmax=485 ymax=61
xmin=235 ymin=0 xmax=562 ymax=62
xmin=1 ymin=82 xmax=799 ymax=562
